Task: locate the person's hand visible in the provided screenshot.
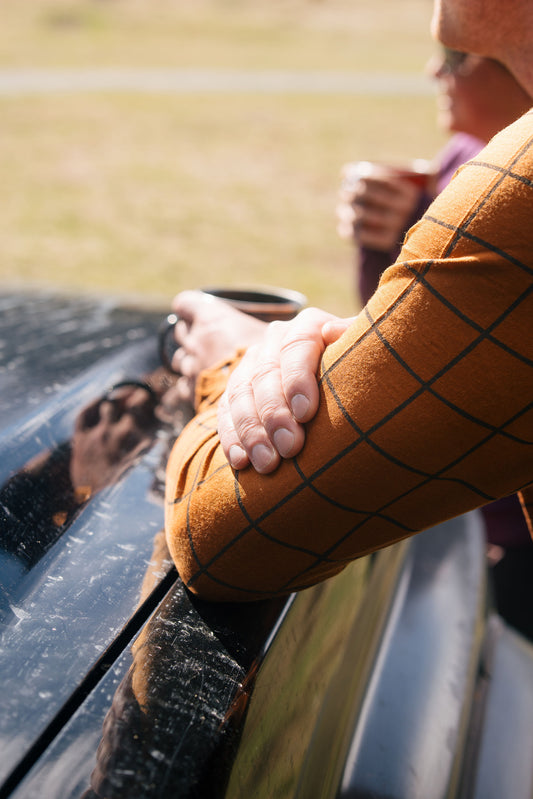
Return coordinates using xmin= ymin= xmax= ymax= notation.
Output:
xmin=70 ymin=385 xmax=158 ymax=493
xmin=336 ymin=162 xmax=422 ymax=251
xmin=170 ymin=290 xmax=267 ymax=404
xmin=217 ymin=308 xmax=354 ymax=474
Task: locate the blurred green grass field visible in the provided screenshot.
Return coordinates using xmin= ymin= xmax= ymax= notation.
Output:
xmin=0 ymin=0 xmax=444 ymax=315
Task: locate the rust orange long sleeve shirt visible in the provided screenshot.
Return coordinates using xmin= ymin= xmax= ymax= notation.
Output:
xmin=165 ymin=110 xmax=533 ymax=602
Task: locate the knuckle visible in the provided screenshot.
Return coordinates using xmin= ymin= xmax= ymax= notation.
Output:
xmin=226 ymin=374 xmax=252 ymax=404
xmin=296 ymin=306 xmax=320 ymax=323
xmin=258 ymin=398 xmax=287 ymax=428
xmin=262 ymin=320 xmax=287 ymax=345
xmin=235 ymin=416 xmax=263 ymax=445
xmin=268 ymin=320 xmax=285 ymax=334
xmin=280 ymin=333 xmax=319 ymax=354
xmin=299 ymin=306 xmax=332 ymax=329
xmin=251 ymin=359 xmax=280 ymax=384
xmin=243 ymin=343 xmax=260 ymax=360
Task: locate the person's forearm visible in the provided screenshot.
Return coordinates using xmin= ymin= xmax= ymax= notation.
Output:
xmin=165 ymin=113 xmax=533 ymax=602
xmin=165 ymin=259 xmax=532 ymax=602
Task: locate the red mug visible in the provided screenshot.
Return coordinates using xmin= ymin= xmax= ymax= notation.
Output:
xmin=341 ymin=158 xmax=434 ymax=194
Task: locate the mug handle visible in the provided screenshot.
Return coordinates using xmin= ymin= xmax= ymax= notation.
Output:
xmin=158 ymin=313 xmax=179 ymax=372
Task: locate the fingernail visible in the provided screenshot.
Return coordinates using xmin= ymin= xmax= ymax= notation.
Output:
xmin=273 ymin=428 xmax=295 ymax=458
xmin=228 ymin=444 xmax=247 ymax=469
xmin=251 ymin=444 xmax=276 ymax=473
xmin=291 ymin=394 xmax=309 ymax=421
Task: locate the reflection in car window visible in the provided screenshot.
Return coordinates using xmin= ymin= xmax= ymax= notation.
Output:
xmin=0 ymin=373 xmax=189 ymax=626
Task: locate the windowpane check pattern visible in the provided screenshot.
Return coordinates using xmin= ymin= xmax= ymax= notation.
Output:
xmin=166 ymin=110 xmax=533 ymax=602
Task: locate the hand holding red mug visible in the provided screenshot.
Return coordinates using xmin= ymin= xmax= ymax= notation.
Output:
xmin=336 ymin=159 xmax=435 ymax=252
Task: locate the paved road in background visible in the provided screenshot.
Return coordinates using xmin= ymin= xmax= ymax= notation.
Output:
xmin=0 ymin=68 xmax=433 ymax=95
